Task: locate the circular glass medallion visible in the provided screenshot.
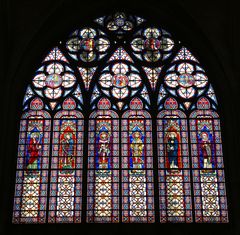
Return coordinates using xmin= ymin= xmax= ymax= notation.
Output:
xmin=144 ymin=38 xmax=161 ymax=51
xmin=81 ymin=38 xmax=95 ymax=51
xmin=178 ymin=74 xmax=195 ymax=88
xmin=46 ymin=74 xmax=63 ymax=88
xmin=112 ymin=74 xmax=129 ymax=88
xmin=115 ymin=18 xmax=125 ymax=27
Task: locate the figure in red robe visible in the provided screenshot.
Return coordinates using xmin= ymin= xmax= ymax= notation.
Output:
xmin=200 ymin=132 xmax=213 ymax=170
xmin=27 ymin=132 xmax=42 ymax=170
xmin=59 ymin=131 xmax=75 ymax=172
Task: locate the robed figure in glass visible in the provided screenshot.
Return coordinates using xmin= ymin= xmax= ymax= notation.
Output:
xmin=130 ymin=126 xmax=145 ymax=172
xmin=164 ymin=128 xmax=182 ymax=172
xmin=59 ymin=125 xmax=76 ymax=173
xmin=26 ymin=128 xmax=42 ymax=172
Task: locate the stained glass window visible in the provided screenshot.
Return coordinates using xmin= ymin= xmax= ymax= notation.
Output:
xmin=13 ymin=12 xmax=228 ymax=224
xmin=190 ymin=98 xmax=228 ymax=222
xmin=87 ymin=98 xmax=119 ymax=223
xmin=157 ymin=98 xmax=192 ymax=223
xmin=157 ymin=45 xmax=228 ymax=223
xmin=48 ymin=98 xmax=84 ymax=223
xmin=121 ymin=98 xmax=154 ymax=223
xmin=13 ymin=98 xmax=51 ymax=223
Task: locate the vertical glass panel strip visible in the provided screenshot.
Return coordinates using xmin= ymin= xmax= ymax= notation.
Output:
xmin=87 ymin=109 xmax=119 ymax=223
xmin=122 ymin=108 xmax=155 ymax=223
xmin=13 ymin=109 xmax=51 ymax=223
xmin=48 ymin=110 xmax=83 ymax=223
xmin=157 ymin=109 xmax=192 ymax=223
xmin=190 ymin=108 xmax=228 ymax=223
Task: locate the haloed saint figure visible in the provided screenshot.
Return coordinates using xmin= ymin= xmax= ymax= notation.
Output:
xmin=98 ymin=130 xmax=110 ymax=169
xmin=60 ymin=132 xmax=75 ymax=171
xmin=166 ymin=132 xmax=179 ymax=169
xmin=200 ymin=132 xmax=213 ymax=170
xmin=26 ymin=131 xmax=42 ymax=171
xmin=130 ymin=130 xmax=144 ymax=170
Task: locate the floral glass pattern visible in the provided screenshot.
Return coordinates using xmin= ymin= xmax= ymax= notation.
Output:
xmin=99 ymin=63 xmax=142 ymax=99
xmin=164 ymin=62 xmax=208 ymax=99
xmin=131 ymin=28 xmax=174 ymax=62
xmin=107 ymin=12 xmax=134 ymax=32
xmin=33 ymin=63 xmax=76 ymax=99
xmin=66 ymin=28 xmax=110 ymax=62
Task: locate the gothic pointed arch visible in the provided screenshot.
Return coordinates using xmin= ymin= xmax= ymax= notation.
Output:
xmin=121 ymin=97 xmax=154 ymax=222
xmin=189 ymin=97 xmax=228 ymax=222
xmin=157 ymin=97 xmax=192 ymax=223
xmin=157 ymin=43 xmax=228 ymax=223
xmin=87 ymin=98 xmax=120 ymax=223
xmin=13 ymin=11 xmax=228 ymax=224
xmin=48 ymin=98 xmax=84 ymax=223
xmin=13 ymin=98 xmax=51 ymax=223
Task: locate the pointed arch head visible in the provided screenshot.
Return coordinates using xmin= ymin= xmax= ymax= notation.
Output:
xmin=22 ymin=97 xmax=51 ymax=119
xmin=196 ymin=97 xmax=211 ymax=110
xmin=89 ymin=98 xmax=118 ymax=119
xmin=164 ymin=97 xmax=178 ymax=110
xmin=30 ymin=97 xmax=44 ymax=110
xmin=129 ymin=97 xmax=144 ymax=110
xmin=190 ymin=97 xmax=219 ymax=118
xmin=97 ymin=97 xmax=111 ymax=110
xmin=62 ymin=97 xmax=77 ymax=110
xmin=122 ymin=98 xmax=151 ymax=119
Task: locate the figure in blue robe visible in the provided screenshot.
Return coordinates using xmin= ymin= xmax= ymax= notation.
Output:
xmin=166 ymin=132 xmax=179 ymax=169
